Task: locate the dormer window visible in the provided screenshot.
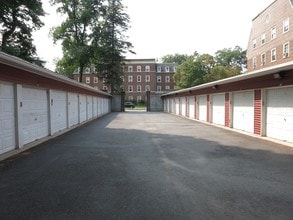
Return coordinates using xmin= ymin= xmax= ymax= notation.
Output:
xmin=157 ymin=66 xmax=161 ymax=72
xmin=165 ymin=66 xmax=170 ymax=72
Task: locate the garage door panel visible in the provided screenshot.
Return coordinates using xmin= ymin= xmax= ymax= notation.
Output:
xmin=68 ymin=93 xmax=78 ymax=126
xmin=79 ymin=95 xmax=87 ymax=122
xmin=189 ymin=97 xmax=195 ymax=119
xmin=212 ymin=94 xmax=225 ymax=126
xmin=198 ymin=96 xmax=207 ymax=121
xmin=51 ymin=91 xmax=67 ymax=133
xmin=233 ymin=91 xmax=254 ymax=133
xmin=22 ymin=88 xmax=49 ymax=145
xmin=267 ymin=87 xmax=293 ymax=143
xmin=0 ymin=83 xmax=16 ymax=154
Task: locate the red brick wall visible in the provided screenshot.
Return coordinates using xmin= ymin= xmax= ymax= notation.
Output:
xmin=254 ymin=90 xmax=262 ymax=135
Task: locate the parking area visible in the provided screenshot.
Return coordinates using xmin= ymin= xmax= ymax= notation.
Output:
xmin=0 ymin=112 xmax=292 ymax=219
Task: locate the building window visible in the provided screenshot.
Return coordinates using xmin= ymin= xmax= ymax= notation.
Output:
xmin=128 ymin=96 xmax=133 ymax=101
xmin=137 ymin=85 xmax=141 ymax=92
xmin=283 ymin=42 xmax=289 ymax=58
xmin=271 ymin=27 xmax=276 ymax=40
xmin=165 ymin=76 xmax=170 ymax=82
xmin=121 ymin=76 xmax=125 ymax=82
xmin=86 ymin=77 xmax=90 ymax=84
xmin=165 ymin=66 xmax=170 ymax=72
xmin=145 ymin=75 xmax=150 ymax=82
xmin=128 ymin=75 xmax=133 ymax=82
xmin=157 ymin=66 xmax=161 ymax=72
xmin=253 ymin=39 xmax=257 ymax=48
xmin=137 ymin=66 xmax=141 ymax=72
xmin=137 ymin=96 xmax=142 ymax=101
xmin=128 ymin=85 xmax=133 ymax=92
xmin=145 ymin=85 xmax=150 ymax=91
xmin=252 ymin=57 xmax=257 ymax=69
xmin=261 ymin=52 xmax=266 ymax=66
xmin=103 ymin=86 xmax=108 ymax=90
xmin=85 ymin=67 xmax=90 ymax=74
xmin=271 ymin=48 xmax=276 ymax=62
xmin=157 ymin=76 xmax=161 ymax=83
xmin=145 ymin=65 xmax=150 ymax=72
xmin=94 ymin=77 xmax=98 ymax=83
xmin=137 ymin=75 xmax=141 ymax=82
xmin=128 ymin=66 xmax=133 ymax=72
xmin=165 ymin=85 xmax=170 ymax=90
xmin=261 ymin=33 xmax=266 ymax=45
xmin=173 ymin=66 xmax=177 ymax=72
xmin=283 ymin=18 xmax=289 ymax=33
xmin=157 ymin=86 xmax=162 ymax=91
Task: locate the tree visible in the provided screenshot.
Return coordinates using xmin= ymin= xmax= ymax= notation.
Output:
xmin=214 ymin=46 xmax=247 ymax=72
xmin=0 ymin=0 xmax=45 ymax=66
xmin=51 ymin=0 xmax=105 ymax=82
xmin=162 ymin=53 xmax=190 ymax=65
xmin=203 ymin=66 xmax=239 ymax=83
xmin=93 ymin=0 xmax=133 ymax=94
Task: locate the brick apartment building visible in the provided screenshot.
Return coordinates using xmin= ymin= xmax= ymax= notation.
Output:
xmin=73 ymin=59 xmax=177 ymax=101
xmin=246 ymin=0 xmax=293 ymax=72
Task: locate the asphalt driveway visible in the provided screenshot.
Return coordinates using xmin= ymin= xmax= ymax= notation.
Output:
xmin=0 ymin=112 xmax=292 ymax=219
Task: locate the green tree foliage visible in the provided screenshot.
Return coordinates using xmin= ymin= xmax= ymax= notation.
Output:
xmin=162 ymin=53 xmax=190 ymax=65
xmin=0 ymin=0 xmax=45 ymax=66
xmin=51 ymin=0 xmax=103 ymax=81
xmin=93 ymin=0 xmax=133 ymax=94
xmin=172 ymin=46 xmax=246 ymax=89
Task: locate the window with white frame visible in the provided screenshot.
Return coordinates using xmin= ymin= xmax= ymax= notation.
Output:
xmin=137 ymin=96 xmax=142 ymax=101
xmin=128 ymin=96 xmax=133 ymax=101
xmin=252 ymin=57 xmax=257 ymax=69
xmin=103 ymin=86 xmax=108 ymax=90
xmin=157 ymin=76 xmax=161 ymax=83
xmin=128 ymin=85 xmax=133 ymax=92
xmin=145 ymin=75 xmax=150 ymax=82
xmin=271 ymin=48 xmax=276 ymax=62
xmin=157 ymin=86 xmax=162 ymax=91
xmin=145 ymin=65 xmax=150 ymax=72
xmin=173 ymin=66 xmax=177 ymax=72
xmin=92 ymin=67 xmax=96 ymax=73
xmin=128 ymin=75 xmax=133 ymax=82
xmin=283 ymin=42 xmax=289 ymax=58
xmin=86 ymin=77 xmax=90 ymax=83
xmin=165 ymin=66 xmax=170 ymax=72
xmin=261 ymin=52 xmax=266 ymax=65
xmin=137 ymin=75 xmax=141 ymax=82
xmin=137 ymin=66 xmax=141 ymax=72
xmin=85 ymin=67 xmax=90 ymax=74
xmin=165 ymin=85 xmax=170 ymax=90
xmin=253 ymin=39 xmax=257 ymax=48
xmin=283 ymin=18 xmax=289 ymax=33
xmin=271 ymin=27 xmax=276 ymax=40
xmin=157 ymin=66 xmax=161 ymax=72
xmin=165 ymin=75 xmax=170 ymax=82
xmin=128 ymin=66 xmax=133 ymax=72
xmin=261 ymin=33 xmax=266 ymax=45
xmin=137 ymin=85 xmax=141 ymax=92
xmin=94 ymin=77 xmax=98 ymax=83
xmin=145 ymin=85 xmax=150 ymax=91
xmin=121 ymin=76 xmax=125 ymax=82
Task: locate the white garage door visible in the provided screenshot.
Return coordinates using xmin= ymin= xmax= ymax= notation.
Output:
xmin=68 ymin=93 xmax=79 ymax=127
xmin=198 ymin=95 xmax=207 ymax=121
xmin=93 ymin=97 xmax=98 ymax=118
xmin=0 ymin=83 xmax=16 ymax=154
xmin=79 ymin=95 xmax=87 ymax=122
xmin=181 ymin=98 xmax=186 ymax=116
xmin=22 ymin=87 xmax=49 ymax=144
xmin=211 ymin=94 xmax=225 ymax=126
xmin=51 ymin=90 xmax=67 ymax=133
xmin=189 ymin=96 xmax=195 ymax=119
xmin=87 ymin=96 xmax=93 ymax=120
xmin=266 ymin=87 xmax=293 ymax=143
xmin=175 ymin=98 xmax=180 ymax=115
xmin=233 ymin=91 xmax=254 ymax=133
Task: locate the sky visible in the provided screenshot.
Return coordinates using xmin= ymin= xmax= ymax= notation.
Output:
xmin=33 ymin=0 xmax=274 ymax=71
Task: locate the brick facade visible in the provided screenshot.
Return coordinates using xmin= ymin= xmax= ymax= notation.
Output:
xmin=247 ymin=0 xmax=293 ymax=72
xmin=73 ymin=59 xmax=177 ymax=101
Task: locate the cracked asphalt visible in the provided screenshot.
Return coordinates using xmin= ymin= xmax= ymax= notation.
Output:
xmin=0 ymin=112 xmax=292 ymax=219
